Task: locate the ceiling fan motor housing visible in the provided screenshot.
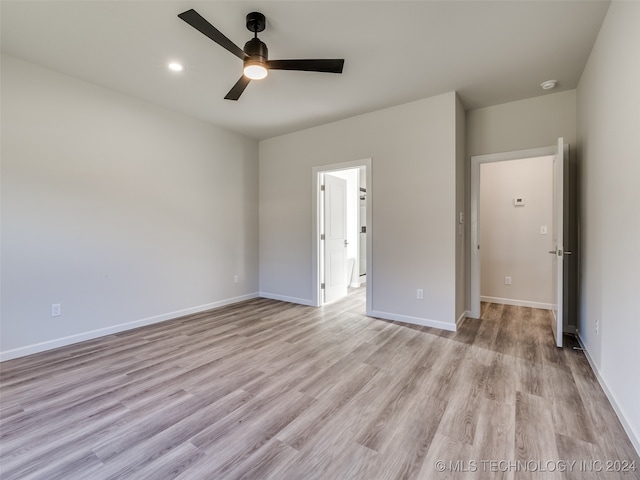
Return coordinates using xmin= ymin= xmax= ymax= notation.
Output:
xmin=244 ymin=12 xmax=268 ymax=67
xmin=244 ymin=37 xmax=268 ymax=63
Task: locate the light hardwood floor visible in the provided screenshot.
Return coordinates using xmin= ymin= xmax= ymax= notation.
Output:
xmin=1 ymin=290 xmax=638 ymax=479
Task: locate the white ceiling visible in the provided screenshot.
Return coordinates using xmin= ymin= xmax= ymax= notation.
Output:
xmin=1 ymin=1 xmax=610 ymax=140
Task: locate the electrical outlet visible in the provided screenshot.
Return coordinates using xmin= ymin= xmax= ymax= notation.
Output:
xmin=416 ymin=289 xmax=424 ymax=300
xmin=51 ymin=304 xmax=61 ymax=317
xmin=595 ymin=319 xmax=599 ymax=335
xmin=234 ymin=275 xmax=239 ymax=284
xmin=504 ymin=276 xmax=512 ymax=285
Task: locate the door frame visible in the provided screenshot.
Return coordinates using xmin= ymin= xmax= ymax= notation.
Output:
xmin=312 ymin=158 xmax=372 ymax=313
xmin=470 ymin=145 xmax=558 ymax=319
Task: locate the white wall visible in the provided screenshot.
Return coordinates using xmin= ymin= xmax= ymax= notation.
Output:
xmin=577 ymin=0 xmax=640 ymax=452
xmin=480 ymin=157 xmax=553 ymax=308
xmin=259 ymin=93 xmax=459 ymax=330
xmin=467 ymin=90 xmax=577 ymax=157
xmin=1 ymin=54 xmax=259 ymax=359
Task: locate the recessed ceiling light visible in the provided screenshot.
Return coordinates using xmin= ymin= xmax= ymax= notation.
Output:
xmin=168 ymin=62 xmax=185 ymax=72
xmin=540 ymin=80 xmax=557 ymax=90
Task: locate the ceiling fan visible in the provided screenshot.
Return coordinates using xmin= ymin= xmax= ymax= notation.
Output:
xmin=178 ymin=9 xmax=345 ymax=100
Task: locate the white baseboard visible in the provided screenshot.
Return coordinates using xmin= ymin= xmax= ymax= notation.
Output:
xmin=368 ymin=309 xmax=457 ymax=332
xmin=259 ymin=292 xmax=316 ymax=307
xmin=0 ymin=293 xmax=259 ymax=362
xmin=481 ymin=296 xmax=552 ymax=310
xmin=576 ymin=334 xmax=640 ymax=456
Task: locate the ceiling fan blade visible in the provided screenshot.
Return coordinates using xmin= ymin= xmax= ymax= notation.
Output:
xmin=224 ymin=76 xmax=251 ymax=101
xmin=267 ymin=59 xmax=344 ymax=74
xmin=178 ymin=9 xmax=246 ymax=60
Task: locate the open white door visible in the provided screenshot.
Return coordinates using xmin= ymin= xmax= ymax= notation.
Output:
xmin=323 ymin=174 xmax=348 ymax=303
xmin=550 ymin=137 xmax=564 ymax=348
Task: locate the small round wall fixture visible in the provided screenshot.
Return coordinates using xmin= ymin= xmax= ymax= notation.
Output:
xmin=540 ymin=80 xmax=557 ymax=90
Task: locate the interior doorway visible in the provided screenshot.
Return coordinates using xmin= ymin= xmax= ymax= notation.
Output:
xmin=470 ymin=142 xmax=575 ymax=343
xmin=312 ymin=159 xmax=372 ymax=313
xmin=479 ymin=155 xmax=555 ymax=310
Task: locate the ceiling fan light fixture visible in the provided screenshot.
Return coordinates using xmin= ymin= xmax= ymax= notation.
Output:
xmin=244 ymin=61 xmax=268 ymax=80
xmin=168 ymin=62 xmax=185 ymax=72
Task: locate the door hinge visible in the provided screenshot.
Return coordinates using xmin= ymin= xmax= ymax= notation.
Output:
xmin=320 ymin=184 xmax=325 ymax=191
xmin=321 ymin=283 xmax=325 ymax=289
xmin=320 ymin=233 xmax=325 ymax=240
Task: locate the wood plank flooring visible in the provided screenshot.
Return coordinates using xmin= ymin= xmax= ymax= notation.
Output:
xmin=1 ymin=290 xmax=638 ymax=479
